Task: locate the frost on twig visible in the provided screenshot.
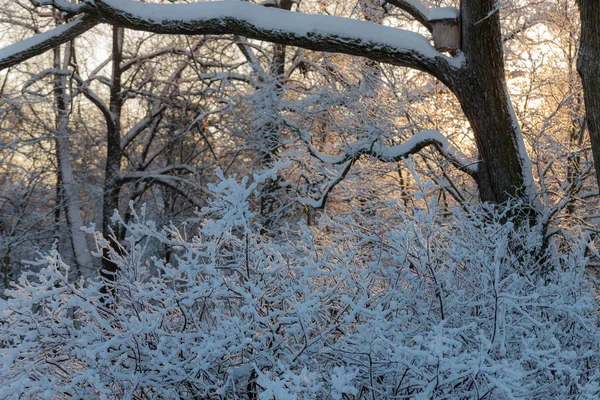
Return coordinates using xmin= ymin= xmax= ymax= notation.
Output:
xmin=1 ymin=182 xmax=598 ymax=399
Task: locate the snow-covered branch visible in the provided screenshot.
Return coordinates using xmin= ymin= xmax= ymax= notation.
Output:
xmin=84 ymin=0 xmax=460 ymax=82
xmin=298 ymin=160 xmax=354 ymax=209
xmin=301 ymin=129 xmax=478 ymax=178
xmin=383 ymin=0 xmax=432 ymax=32
xmin=1 ymin=1 xmax=463 ymax=85
xmin=0 ymin=16 xmax=98 ymax=70
xmin=30 ymin=0 xmax=84 ymax=14
xmin=297 ymin=129 xmax=477 ymax=208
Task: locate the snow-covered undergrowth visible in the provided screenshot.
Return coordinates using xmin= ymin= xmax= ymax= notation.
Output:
xmin=1 ymin=172 xmax=599 ymax=399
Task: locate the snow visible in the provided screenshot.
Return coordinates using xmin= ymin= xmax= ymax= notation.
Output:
xmin=97 ymin=0 xmax=450 ymax=62
xmin=428 ymin=7 xmax=460 ymax=21
xmin=505 ymin=87 xmax=541 ymax=210
xmin=2 ymin=178 xmax=599 ymax=398
xmin=373 ymin=129 xmax=449 ymax=159
xmin=0 ymin=20 xmax=82 ymax=63
xmin=303 ymin=129 xmax=477 ymax=176
xmin=393 ymin=0 xmax=431 ymax=19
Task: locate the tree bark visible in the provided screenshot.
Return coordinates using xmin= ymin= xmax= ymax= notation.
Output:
xmin=100 ymin=26 xmax=124 ymax=286
xmin=0 ymin=16 xmax=98 ymax=70
xmin=577 ymin=0 xmax=600 ymax=192
xmin=451 ymin=0 xmax=533 ymax=204
xmin=53 ymin=41 xmax=93 ymax=273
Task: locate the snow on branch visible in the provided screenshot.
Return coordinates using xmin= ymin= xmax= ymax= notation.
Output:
xmin=301 ymin=129 xmax=478 ymax=177
xmin=297 ymin=129 xmax=477 ymax=208
xmin=30 ymin=0 xmax=84 ymax=13
xmin=298 ymin=160 xmax=354 ymax=209
xmin=0 ymin=16 xmax=98 ymax=71
xmin=121 ymin=165 xmax=210 ymax=200
xmin=85 ymin=0 xmax=461 ymax=81
xmin=383 ymin=0 xmax=432 ymax=32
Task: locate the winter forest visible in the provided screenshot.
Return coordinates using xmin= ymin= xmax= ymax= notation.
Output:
xmin=1 ymin=0 xmax=600 ymax=398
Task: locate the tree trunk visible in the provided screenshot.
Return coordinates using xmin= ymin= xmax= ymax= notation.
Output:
xmin=101 ymin=26 xmax=124 ymax=286
xmin=577 ymin=0 xmax=600 ymax=193
xmin=452 ymin=0 xmax=534 ymax=205
xmin=53 ymin=41 xmax=93 ymax=273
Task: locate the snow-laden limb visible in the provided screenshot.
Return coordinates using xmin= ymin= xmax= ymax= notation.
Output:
xmin=297 ymin=129 xmax=477 ymax=208
xmin=384 ymin=0 xmax=432 ymax=31
xmin=30 ymin=0 xmax=84 ymax=14
xmin=0 ymin=16 xmax=98 ymax=71
xmin=301 ymin=129 xmax=478 ymax=177
xmin=234 ymin=35 xmax=266 ymax=76
xmin=86 ymin=0 xmax=461 ymax=81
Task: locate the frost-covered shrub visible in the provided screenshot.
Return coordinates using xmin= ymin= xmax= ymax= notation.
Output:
xmin=1 ymin=171 xmax=599 ymax=399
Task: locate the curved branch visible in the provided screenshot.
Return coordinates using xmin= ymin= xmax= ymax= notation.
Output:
xmin=298 ymin=129 xmax=477 ymax=209
xmin=301 ymin=129 xmax=478 ymax=178
xmin=21 ymin=67 xmax=69 ymax=92
xmin=298 ymin=160 xmax=354 ymax=209
xmin=120 ymin=105 xmax=166 ymax=150
xmin=122 ymin=164 xmax=199 ymax=180
xmin=384 ymin=0 xmax=432 ymax=32
xmin=120 ymin=48 xmax=193 ymax=72
xmin=72 ymin=74 xmax=115 ymax=131
xmin=121 ymin=174 xmax=206 ymax=208
xmin=0 ymin=15 xmax=99 ymax=70
xmin=87 ymin=0 xmax=461 ymax=84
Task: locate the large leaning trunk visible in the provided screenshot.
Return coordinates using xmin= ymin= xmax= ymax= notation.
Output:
xmin=451 ymin=0 xmax=533 ymax=204
xmin=577 ymin=0 xmax=600 ymax=193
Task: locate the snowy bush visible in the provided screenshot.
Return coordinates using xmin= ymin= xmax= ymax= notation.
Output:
xmin=1 ymin=171 xmax=599 ymax=399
